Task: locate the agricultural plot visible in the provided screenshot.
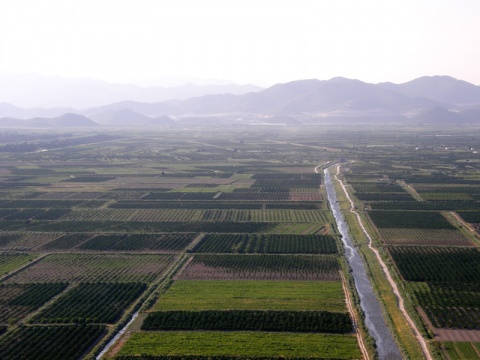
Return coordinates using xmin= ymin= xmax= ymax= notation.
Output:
xmin=388 ymin=247 xmax=480 ymax=283
xmin=369 ymin=200 xmax=480 ymax=210
xmin=191 ymin=233 xmax=338 ymax=254
xmin=78 ymin=233 xmax=196 ymax=251
xmin=40 ymin=233 xmax=94 ymax=250
xmin=443 ymin=342 xmax=480 ymax=360
xmin=420 ymin=193 xmax=473 ymax=201
xmin=142 ymin=310 xmax=352 ymax=333
xmin=153 ymin=280 xmax=346 ymax=312
xmin=378 ymin=228 xmax=473 ymax=246
xmin=116 ymin=331 xmax=362 ymax=359
xmin=110 ymin=201 xmax=263 ymax=209
xmin=32 ymin=282 xmax=147 ymax=324
xmin=389 ymin=247 xmax=480 ymax=329
xmin=350 ymin=182 xmax=406 ymax=193
xmin=0 ymin=233 xmax=61 ymax=251
xmin=457 ymin=211 xmax=480 ymax=223
xmin=58 ymin=209 xmax=331 ymax=223
xmin=178 ymin=254 xmax=340 ymax=281
xmin=0 ymin=324 xmax=106 ymax=360
xmin=355 ymin=193 xmax=415 ymax=201
xmin=6 ymin=254 xmax=176 ymax=283
xmin=0 ymin=283 xmax=68 ymax=324
xmin=0 ymin=253 xmax=36 ymax=276
xmin=408 ymin=282 xmax=480 ymax=329
xmin=368 ymin=210 xmax=456 ymax=229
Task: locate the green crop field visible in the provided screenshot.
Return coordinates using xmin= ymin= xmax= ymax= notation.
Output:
xmin=153 ymin=280 xmax=346 ymax=312
xmin=116 ymin=331 xmax=362 ymax=359
xmin=0 ymin=253 xmax=36 ymax=276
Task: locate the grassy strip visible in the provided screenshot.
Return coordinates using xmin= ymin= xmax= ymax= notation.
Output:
xmin=153 ymin=280 xmax=346 ymax=312
xmin=116 ymin=331 xmax=362 ymax=359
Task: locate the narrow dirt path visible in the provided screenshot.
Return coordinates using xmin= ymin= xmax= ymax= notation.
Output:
xmin=340 ymin=271 xmax=370 ymax=360
xmin=333 ymin=165 xmax=432 ymax=360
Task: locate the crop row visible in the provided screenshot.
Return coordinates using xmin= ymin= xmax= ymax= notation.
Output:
xmin=0 ymin=253 xmax=35 ymax=276
xmin=0 ymin=208 xmax=70 ymax=221
xmin=368 ymin=210 xmax=455 ymax=229
xmin=41 ymin=233 xmax=94 ymax=250
xmin=252 ymin=179 xmax=321 ymax=188
xmin=6 ymin=254 xmax=176 ymax=284
xmin=252 ymin=173 xmax=321 ymax=180
xmin=142 ymin=310 xmax=352 ymax=333
xmin=143 ymin=192 xmax=218 ymax=201
xmin=0 ymin=325 xmax=106 ymax=360
xmin=0 ymin=233 xmax=60 ymax=251
xmin=0 ymin=200 xmax=85 ymax=208
xmin=350 ymin=182 xmax=406 ymax=193
xmin=16 ymin=221 xmax=279 ymax=234
xmin=457 ymin=211 xmax=480 ymax=223
xmin=60 ymin=209 xmax=331 ymax=223
xmin=389 ymin=247 xmax=480 ymax=284
xmin=0 ymin=283 xmax=68 ymax=324
xmin=78 ymin=233 xmax=196 ymax=251
xmin=369 ymin=201 xmax=480 ymax=211
xmin=378 ymin=228 xmax=472 ymax=246
xmin=409 ymin=282 xmax=480 ymax=329
xmin=192 ymin=234 xmax=338 ymax=254
xmin=179 ymin=255 xmax=340 ymax=281
xmin=110 ymin=201 xmax=263 ymax=210
xmin=355 ymin=193 xmax=414 ymax=201
xmin=32 ymin=282 xmax=147 ymax=324
xmin=412 ymin=185 xmax=480 ymax=194
xmin=62 ymin=176 xmax=115 ymax=182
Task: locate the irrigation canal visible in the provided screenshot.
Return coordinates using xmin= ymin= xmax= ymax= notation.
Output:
xmin=324 ymin=168 xmax=402 ymax=359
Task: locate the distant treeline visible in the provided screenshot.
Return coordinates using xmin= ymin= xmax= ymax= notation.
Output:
xmin=0 ymin=134 xmax=120 ymax=152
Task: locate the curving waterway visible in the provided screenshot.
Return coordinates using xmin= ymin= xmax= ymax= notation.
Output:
xmin=324 ymin=168 xmax=402 ymax=360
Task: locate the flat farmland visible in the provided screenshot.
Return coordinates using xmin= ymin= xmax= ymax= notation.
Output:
xmin=0 ymin=253 xmax=36 ymax=276
xmin=378 ymin=228 xmax=474 ymax=246
xmin=368 ymin=210 xmax=456 ymax=229
xmin=0 ymin=283 xmax=68 ymax=324
xmin=116 ymin=331 xmax=362 ymax=359
xmin=59 ymin=208 xmax=333 ymax=223
xmin=177 ymin=254 xmax=341 ymax=281
xmin=153 ymin=280 xmax=346 ymax=312
xmin=191 ymin=233 xmax=338 ymax=254
xmin=5 ymin=254 xmax=176 ymax=283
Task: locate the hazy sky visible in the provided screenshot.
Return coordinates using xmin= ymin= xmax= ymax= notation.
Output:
xmin=0 ymin=0 xmax=479 ymax=86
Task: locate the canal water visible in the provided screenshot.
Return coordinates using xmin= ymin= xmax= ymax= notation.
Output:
xmin=324 ymin=168 xmax=402 ymax=360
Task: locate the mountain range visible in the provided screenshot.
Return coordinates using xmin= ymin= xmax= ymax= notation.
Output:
xmin=1 ymin=75 xmax=480 ymax=127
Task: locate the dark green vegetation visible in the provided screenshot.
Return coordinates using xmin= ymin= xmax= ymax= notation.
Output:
xmin=0 ymin=283 xmax=68 ymax=323
xmin=191 ymin=234 xmax=338 ymax=254
xmin=32 ymin=282 xmax=147 ymax=324
xmin=368 ymin=211 xmax=455 ymax=229
xmin=142 ymin=310 xmax=352 ymax=333
xmin=0 ymin=324 xmax=106 ymax=360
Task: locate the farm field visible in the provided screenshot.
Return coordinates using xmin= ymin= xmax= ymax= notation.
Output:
xmin=177 ymin=254 xmax=341 ymax=281
xmin=153 ymin=280 xmax=346 ymax=312
xmin=0 ymin=128 xmax=364 ymax=359
xmin=115 ymin=331 xmax=362 ymax=359
xmin=2 ymin=126 xmax=480 ymax=359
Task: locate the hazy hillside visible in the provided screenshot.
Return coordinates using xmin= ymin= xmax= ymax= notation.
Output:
xmin=0 ymin=73 xmax=262 ymax=108
xmin=379 ymin=76 xmax=480 ymax=105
